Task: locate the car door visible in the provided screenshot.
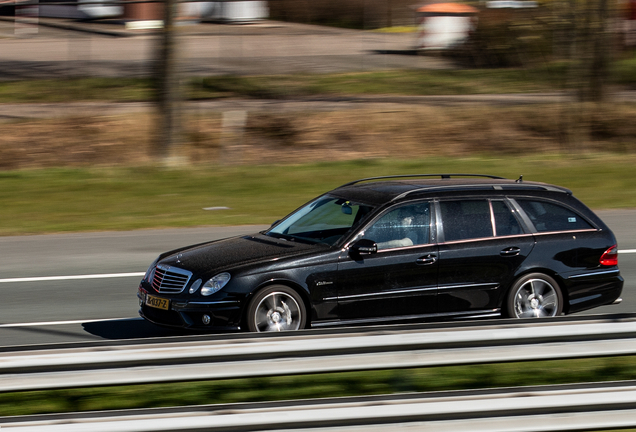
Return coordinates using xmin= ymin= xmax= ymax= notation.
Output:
xmin=335 ymin=201 xmax=439 ymax=322
xmin=436 ymin=199 xmax=535 ymax=315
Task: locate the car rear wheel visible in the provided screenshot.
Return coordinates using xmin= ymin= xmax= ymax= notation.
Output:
xmin=506 ymin=273 xmax=563 ymax=318
xmin=246 ymin=285 xmax=307 ymax=332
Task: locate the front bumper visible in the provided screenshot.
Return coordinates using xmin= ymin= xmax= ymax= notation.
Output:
xmin=138 ymin=287 xmax=242 ymax=329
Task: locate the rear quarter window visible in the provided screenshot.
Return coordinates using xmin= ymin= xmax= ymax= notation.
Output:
xmin=516 ymin=199 xmax=594 ymax=232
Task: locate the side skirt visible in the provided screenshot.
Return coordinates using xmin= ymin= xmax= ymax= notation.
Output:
xmin=311 ymin=309 xmax=501 ymax=328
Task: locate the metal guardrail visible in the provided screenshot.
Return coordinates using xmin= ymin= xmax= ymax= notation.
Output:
xmin=2 ymin=315 xmax=636 ymax=392
xmin=2 ymin=381 xmax=636 ymax=431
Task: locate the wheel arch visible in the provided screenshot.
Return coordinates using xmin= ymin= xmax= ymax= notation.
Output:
xmin=501 ymin=268 xmax=569 ymax=316
xmin=242 ymin=279 xmax=312 ymax=329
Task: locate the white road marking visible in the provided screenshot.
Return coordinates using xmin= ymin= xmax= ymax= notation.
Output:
xmin=0 ymin=317 xmax=139 ymax=328
xmin=0 ymin=272 xmax=145 ymax=283
xmin=2 ymin=251 xmax=635 ymax=285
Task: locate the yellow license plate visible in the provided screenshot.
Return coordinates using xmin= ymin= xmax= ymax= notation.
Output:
xmin=146 ymin=294 xmax=169 ymax=311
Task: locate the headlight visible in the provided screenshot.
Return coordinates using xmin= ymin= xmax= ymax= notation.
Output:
xmin=201 ymin=272 xmax=231 ymax=296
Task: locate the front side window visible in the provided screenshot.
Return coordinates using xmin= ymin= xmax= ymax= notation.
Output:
xmin=360 ymin=202 xmax=431 ymax=250
xmin=440 ymin=200 xmax=493 ymax=242
xmin=267 ymin=195 xmax=374 ymax=245
xmin=516 ymin=199 xmax=594 ymax=232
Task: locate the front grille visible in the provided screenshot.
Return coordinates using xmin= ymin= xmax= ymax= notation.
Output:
xmin=152 ymin=265 xmax=192 ymax=294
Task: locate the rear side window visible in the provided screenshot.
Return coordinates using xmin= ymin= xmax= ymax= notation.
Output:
xmin=516 ymin=199 xmax=594 ymax=232
xmin=440 ymin=200 xmax=493 ymax=241
xmin=492 ymin=201 xmax=523 ymax=236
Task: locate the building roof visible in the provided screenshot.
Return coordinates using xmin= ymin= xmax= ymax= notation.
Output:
xmin=416 ymin=2 xmax=479 ymax=15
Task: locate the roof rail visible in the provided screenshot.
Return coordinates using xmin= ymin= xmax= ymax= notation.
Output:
xmin=391 ymin=183 xmax=569 ymax=202
xmin=337 ymin=174 xmax=506 ymax=189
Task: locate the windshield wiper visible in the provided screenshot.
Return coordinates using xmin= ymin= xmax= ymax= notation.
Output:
xmin=266 ymin=232 xmax=292 ymax=241
xmin=267 ymin=232 xmax=321 ymax=245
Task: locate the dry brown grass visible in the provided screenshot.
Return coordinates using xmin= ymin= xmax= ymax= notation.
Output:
xmin=0 ymin=115 xmax=155 ymax=170
xmin=1 ymin=103 xmax=635 ymax=170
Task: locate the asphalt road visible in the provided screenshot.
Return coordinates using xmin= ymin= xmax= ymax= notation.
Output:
xmin=0 ymin=210 xmax=634 ymax=348
xmin=0 ymin=19 xmax=453 ymax=80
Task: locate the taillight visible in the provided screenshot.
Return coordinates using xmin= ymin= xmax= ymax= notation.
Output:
xmin=600 ymin=245 xmax=618 ymax=266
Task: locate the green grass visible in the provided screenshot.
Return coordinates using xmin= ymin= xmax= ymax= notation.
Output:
xmin=612 ymin=56 xmax=636 ymax=87
xmin=0 ymin=69 xmax=573 ymax=103
xmin=0 ymin=77 xmax=155 ymax=103
xmin=1 ymin=355 xmax=635 ymax=416
xmin=1 ymin=154 xmax=636 ymax=236
xmin=0 ymin=52 xmax=632 ymax=103
xmin=0 ymin=61 xmax=631 ymax=102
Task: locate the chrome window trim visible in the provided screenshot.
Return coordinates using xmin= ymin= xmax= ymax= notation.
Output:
xmin=531 ymin=228 xmax=599 ymax=236
xmin=489 ymin=200 xmax=497 ymax=237
xmin=373 ymin=243 xmax=436 ymax=253
xmin=438 ymin=233 xmax=534 ymax=246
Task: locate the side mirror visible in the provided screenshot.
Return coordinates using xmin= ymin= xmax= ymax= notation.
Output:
xmin=349 ymin=239 xmax=377 ymax=258
xmin=270 ymin=220 xmax=280 ymax=227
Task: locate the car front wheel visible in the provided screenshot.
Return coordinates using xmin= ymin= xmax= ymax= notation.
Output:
xmin=506 ymin=273 xmax=563 ymax=318
xmin=246 ymin=285 xmax=307 ymax=332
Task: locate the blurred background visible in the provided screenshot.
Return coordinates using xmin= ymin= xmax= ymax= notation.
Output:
xmin=0 ymin=0 xmax=635 ymax=233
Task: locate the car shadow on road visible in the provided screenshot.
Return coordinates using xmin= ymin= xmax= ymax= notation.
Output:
xmin=82 ymin=318 xmax=233 ymax=340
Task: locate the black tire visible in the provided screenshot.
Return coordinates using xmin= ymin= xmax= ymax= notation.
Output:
xmin=246 ymin=285 xmax=307 ymax=332
xmin=505 ymin=273 xmax=564 ymax=318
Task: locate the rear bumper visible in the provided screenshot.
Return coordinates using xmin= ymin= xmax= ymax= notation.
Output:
xmin=564 ymin=270 xmax=624 ymax=314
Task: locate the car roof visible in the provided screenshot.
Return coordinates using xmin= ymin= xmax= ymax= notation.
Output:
xmin=329 ymin=174 xmax=572 ymax=206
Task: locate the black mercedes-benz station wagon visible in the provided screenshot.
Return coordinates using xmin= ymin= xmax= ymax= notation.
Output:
xmin=138 ymin=174 xmax=623 ymax=332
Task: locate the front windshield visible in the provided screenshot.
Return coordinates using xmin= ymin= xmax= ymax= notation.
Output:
xmin=266 ymin=195 xmax=374 ymax=246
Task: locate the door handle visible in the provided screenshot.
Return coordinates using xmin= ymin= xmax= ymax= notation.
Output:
xmin=500 ymin=247 xmax=521 ymax=257
xmin=416 ymin=254 xmax=437 ymax=265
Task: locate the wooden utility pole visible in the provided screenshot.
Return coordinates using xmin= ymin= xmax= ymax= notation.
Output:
xmin=155 ymin=0 xmax=182 ymax=165
xmin=584 ymin=0 xmax=610 ymax=102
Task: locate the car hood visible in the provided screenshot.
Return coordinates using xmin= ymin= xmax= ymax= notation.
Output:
xmin=158 ymin=233 xmax=323 ymax=276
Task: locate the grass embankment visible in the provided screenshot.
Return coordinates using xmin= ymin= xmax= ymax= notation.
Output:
xmin=3 ymin=103 xmax=636 ymax=171
xmin=0 ymin=66 xmax=621 ymax=103
xmin=0 ymin=356 xmax=635 ymax=416
xmin=1 ymin=155 xmax=636 ymax=236
xmin=0 ymin=70 xmax=550 ymax=103
xmin=0 ymin=56 xmax=633 ymax=103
